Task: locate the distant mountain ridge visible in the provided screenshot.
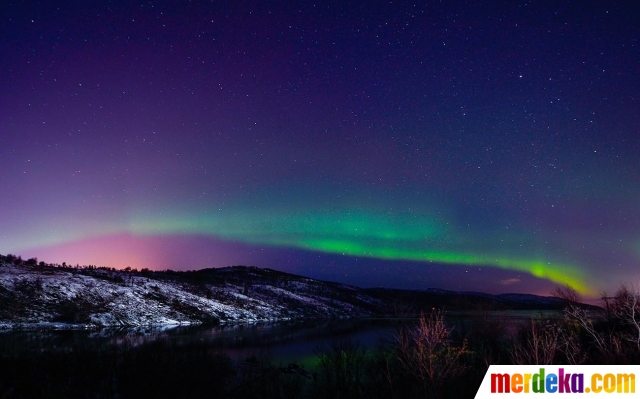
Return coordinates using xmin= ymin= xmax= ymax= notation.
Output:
xmin=364 ymin=288 xmax=588 ymax=312
xmin=0 ymin=255 xmax=591 ymax=329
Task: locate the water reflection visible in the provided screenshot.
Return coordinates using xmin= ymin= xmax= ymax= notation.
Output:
xmin=0 ymin=319 xmax=396 ymax=365
xmin=0 ymin=310 xmax=554 ymax=364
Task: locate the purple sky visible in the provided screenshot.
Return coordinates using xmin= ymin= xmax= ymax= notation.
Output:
xmin=1 ymin=1 xmax=638 ymax=298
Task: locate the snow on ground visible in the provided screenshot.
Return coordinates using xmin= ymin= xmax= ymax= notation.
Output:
xmin=0 ymin=261 xmax=381 ymax=329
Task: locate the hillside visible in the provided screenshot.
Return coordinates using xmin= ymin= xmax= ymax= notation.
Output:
xmin=0 ymin=258 xmax=383 ymax=329
xmin=0 ymin=254 xmax=591 ymax=329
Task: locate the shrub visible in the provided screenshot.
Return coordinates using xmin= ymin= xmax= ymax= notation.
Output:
xmin=395 ymin=309 xmax=470 ymax=395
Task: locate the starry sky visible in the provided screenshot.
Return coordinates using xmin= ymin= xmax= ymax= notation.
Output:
xmin=1 ymin=1 xmax=638 ymax=297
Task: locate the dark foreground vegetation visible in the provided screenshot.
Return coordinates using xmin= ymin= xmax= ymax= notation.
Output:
xmin=2 ymin=285 xmax=640 ymax=399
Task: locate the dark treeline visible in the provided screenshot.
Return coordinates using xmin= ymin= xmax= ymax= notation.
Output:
xmin=1 ymin=252 xmax=165 ymax=273
xmin=2 ymin=284 xmax=640 ymax=399
xmin=0 ymin=253 xmax=297 ymax=282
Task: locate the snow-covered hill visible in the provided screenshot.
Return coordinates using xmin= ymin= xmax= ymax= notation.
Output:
xmin=0 ymin=254 xmax=591 ymax=330
xmin=0 ymin=258 xmax=383 ymax=329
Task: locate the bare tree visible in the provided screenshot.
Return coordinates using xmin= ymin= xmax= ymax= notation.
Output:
xmin=512 ymin=299 xmax=589 ymax=365
xmin=395 ymin=309 xmax=469 ymax=388
xmin=612 ymin=284 xmax=640 ymax=349
xmin=564 ymin=305 xmax=606 ymax=352
xmin=557 ymin=321 xmax=587 ymax=365
xmin=511 ymin=319 xmax=560 ymax=365
xmin=554 ymin=284 xmax=608 ymax=357
xmin=553 ymin=285 xmax=581 ymax=304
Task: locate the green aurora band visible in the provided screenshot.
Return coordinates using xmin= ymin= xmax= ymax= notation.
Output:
xmin=128 ymin=209 xmax=595 ymax=296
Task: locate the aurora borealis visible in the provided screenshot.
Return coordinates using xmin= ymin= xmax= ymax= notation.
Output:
xmin=1 ymin=1 xmax=638 ymax=297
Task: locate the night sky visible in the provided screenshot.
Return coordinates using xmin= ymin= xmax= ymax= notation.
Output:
xmin=2 ymin=1 xmax=638 ymax=298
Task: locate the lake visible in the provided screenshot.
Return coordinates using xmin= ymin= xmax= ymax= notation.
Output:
xmin=0 ymin=311 xmax=565 ymax=398
xmin=0 ymin=319 xmax=397 ymax=367
xmin=0 ymin=310 xmax=554 ymax=364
